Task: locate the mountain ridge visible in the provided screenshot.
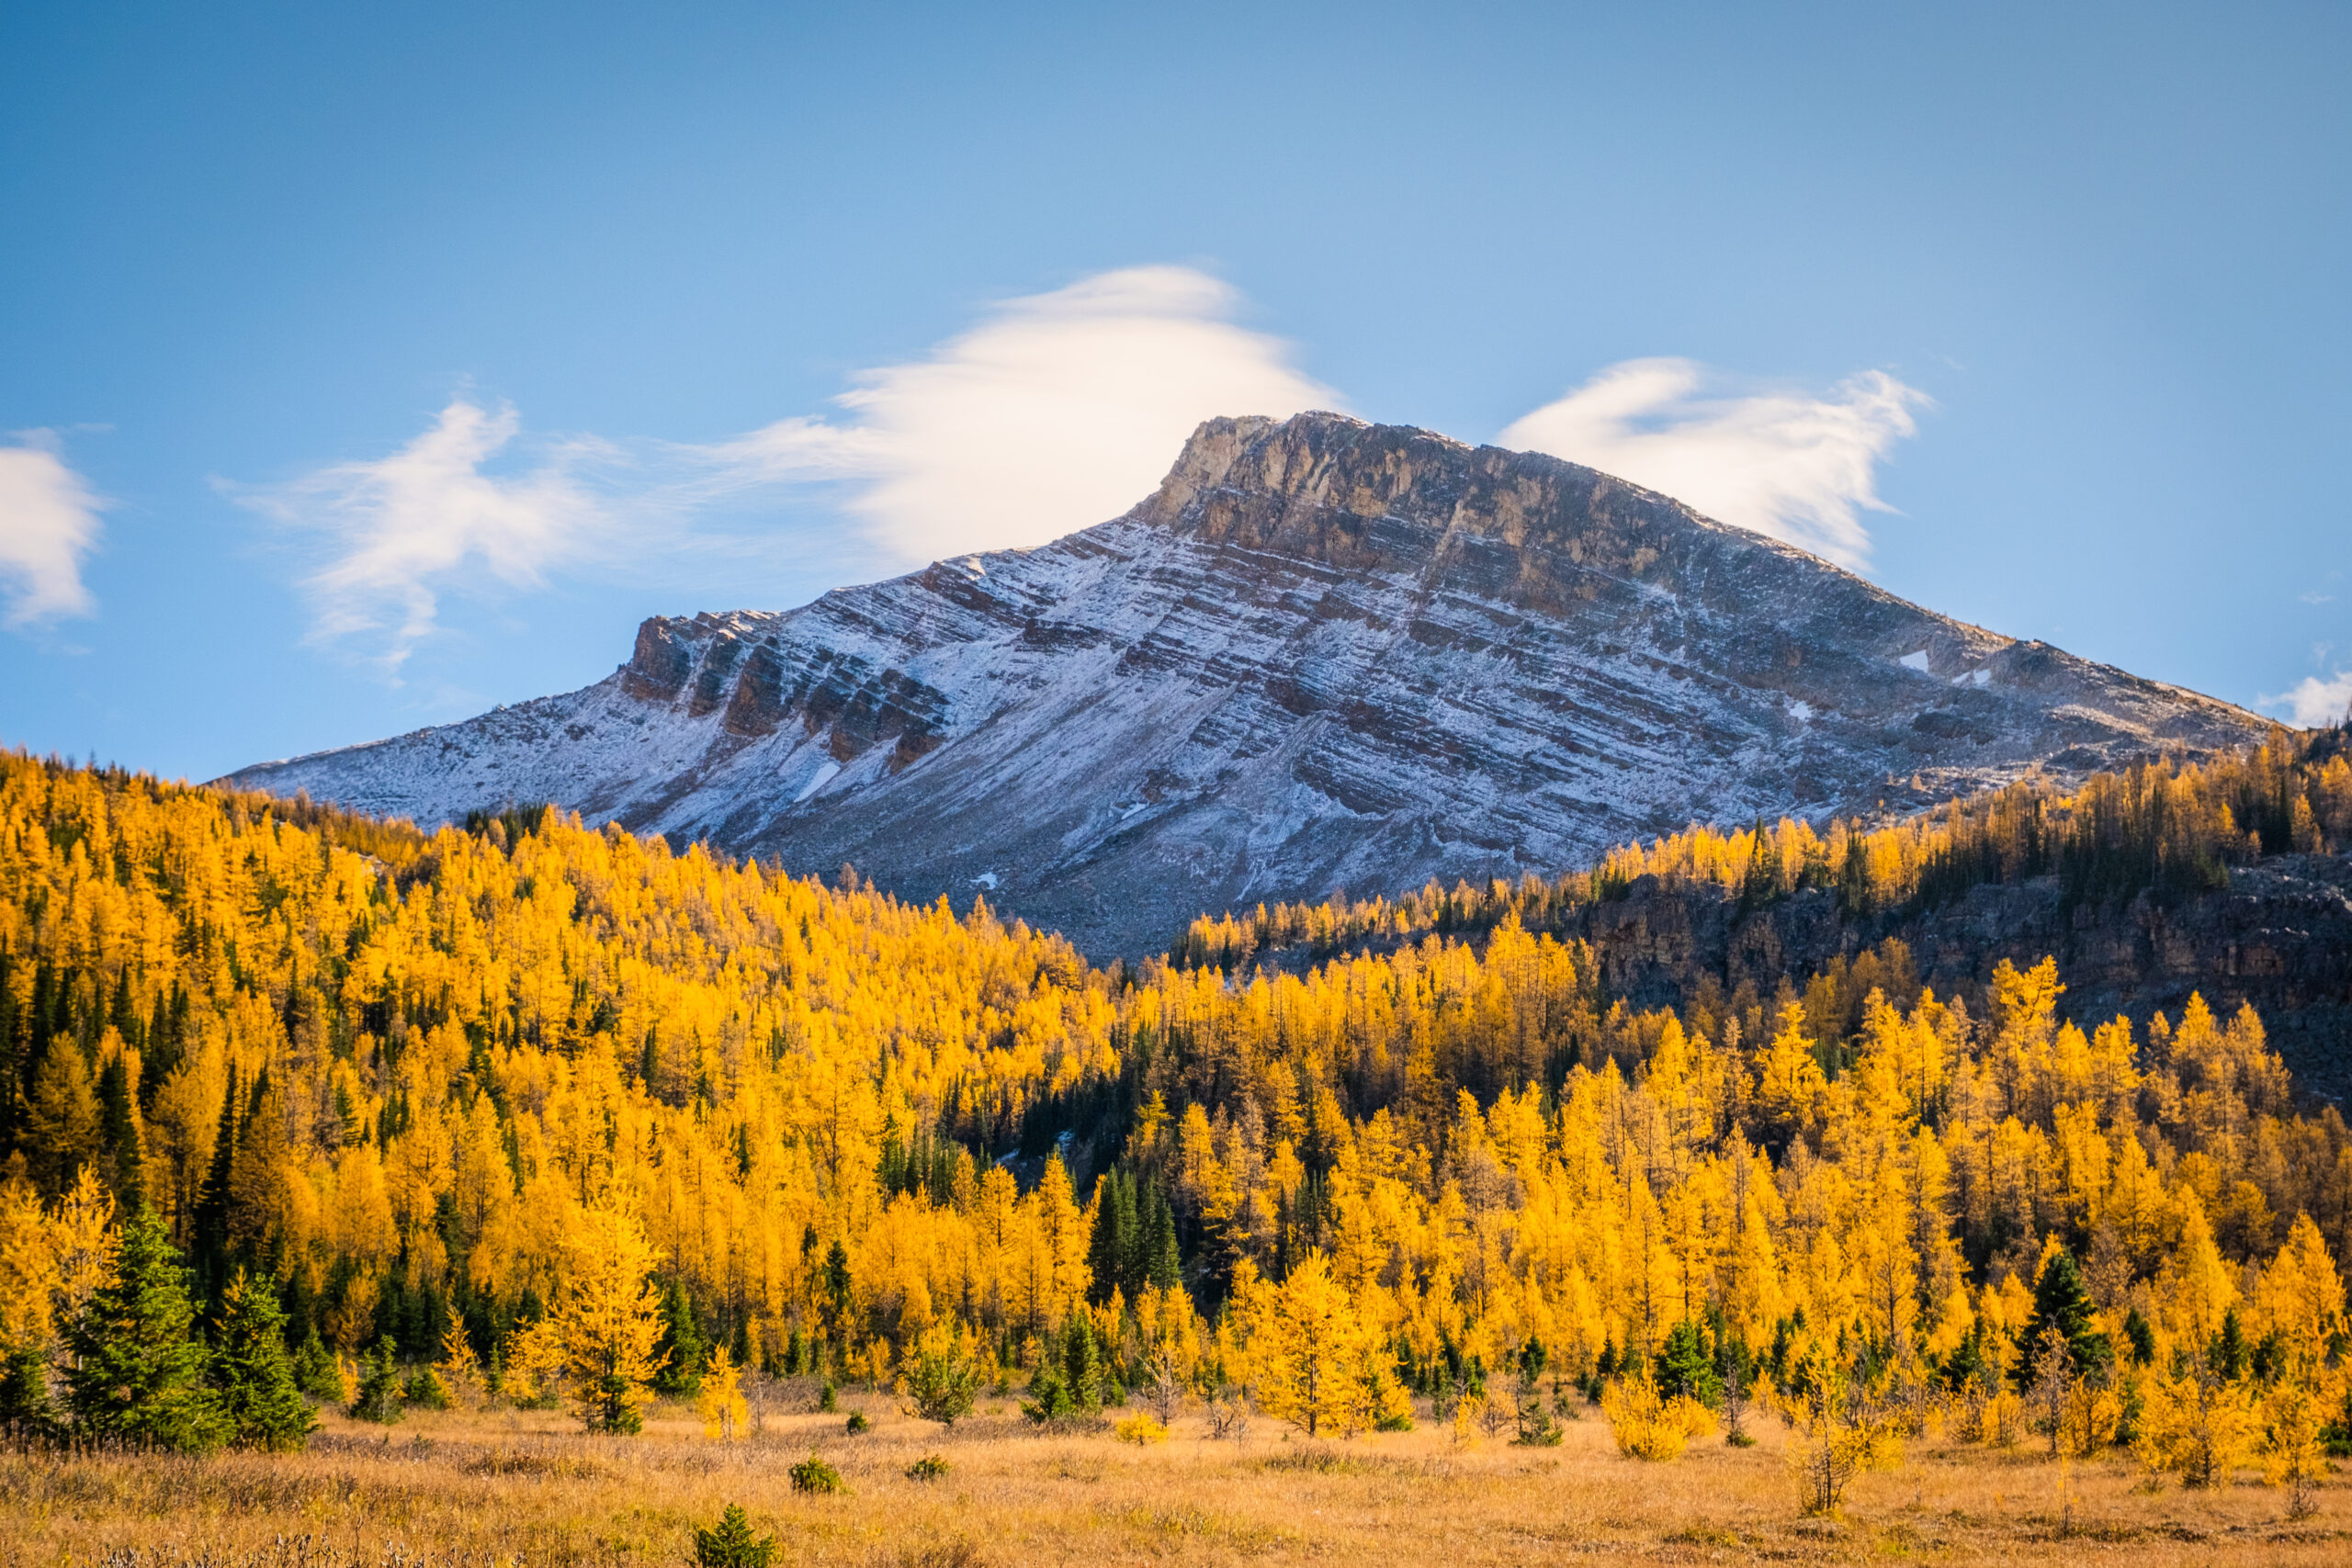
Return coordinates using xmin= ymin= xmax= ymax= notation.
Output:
xmin=222 ymin=412 xmax=2272 ymax=955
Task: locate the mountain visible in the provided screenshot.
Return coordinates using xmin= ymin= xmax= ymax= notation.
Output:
xmin=221 ymin=412 xmax=2271 ymax=956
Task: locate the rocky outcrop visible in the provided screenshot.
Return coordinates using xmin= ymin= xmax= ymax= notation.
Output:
xmin=220 ymin=412 xmax=2273 ymax=957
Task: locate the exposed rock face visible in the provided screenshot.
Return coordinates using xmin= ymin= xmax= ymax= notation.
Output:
xmin=220 ymin=412 xmax=2271 ymax=957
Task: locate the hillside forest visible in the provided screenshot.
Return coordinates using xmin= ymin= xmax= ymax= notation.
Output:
xmin=2 ymin=737 xmax=2350 ymax=1496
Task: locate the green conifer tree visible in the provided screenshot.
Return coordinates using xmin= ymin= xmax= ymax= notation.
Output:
xmin=291 ymin=1327 xmax=345 ymax=1404
xmin=96 ymin=1055 xmax=142 ymax=1204
xmin=1087 ymin=1171 xmax=1139 ymax=1304
xmin=1062 ymin=1314 xmax=1106 ymax=1414
xmin=654 ymin=1278 xmax=707 ymax=1396
xmin=1145 ymin=1187 xmax=1182 ymax=1292
xmin=63 ymin=1203 xmax=226 ymax=1451
xmin=694 ymin=1503 xmax=776 ymax=1567
xmin=213 ymin=1268 xmax=318 ymax=1451
xmin=0 ymin=1344 xmax=53 ymax=1440
xmin=349 ymin=1335 xmax=404 ymax=1424
xmin=2014 ymin=1249 xmax=2112 ymax=1388
xmin=1653 ymin=1317 xmax=1723 ymax=1404
xmin=2209 ymin=1305 xmax=2250 ymax=1382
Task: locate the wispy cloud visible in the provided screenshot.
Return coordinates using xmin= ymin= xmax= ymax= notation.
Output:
xmin=1498 ymin=358 xmax=1929 ymax=569
xmin=226 ymin=398 xmax=610 ymax=673
xmin=688 ymin=265 xmax=1340 ymax=559
xmin=2264 ymin=671 xmax=2352 ymax=729
xmin=0 ymin=431 xmax=107 ymax=628
xmin=237 ymin=267 xmax=1337 ymax=668
xmin=236 ymin=273 xmax=1936 ymax=673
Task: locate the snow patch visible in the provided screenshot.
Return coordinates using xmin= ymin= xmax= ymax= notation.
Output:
xmin=1900 ymin=649 xmax=1932 ymax=672
xmin=793 ymin=761 xmax=842 ymax=804
xmin=1788 ymin=700 xmax=1813 ymax=723
xmin=970 ymin=871 xmax=999 ymax=890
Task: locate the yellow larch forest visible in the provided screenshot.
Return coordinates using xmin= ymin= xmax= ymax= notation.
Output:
xmin=2 ymin=740 xmax=2350 ymax=1482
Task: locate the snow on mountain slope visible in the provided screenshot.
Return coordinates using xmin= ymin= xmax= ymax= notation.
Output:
xmin=221 ymin=412 xmax=2272 ymax=956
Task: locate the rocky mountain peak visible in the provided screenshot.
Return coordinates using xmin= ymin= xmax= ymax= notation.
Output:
xmin=224 ymin=413 xmax=2272 ymax=956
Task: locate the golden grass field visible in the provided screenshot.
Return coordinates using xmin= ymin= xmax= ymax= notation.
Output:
xmin=3 ymin=1383 xmax=2345 ymax=1567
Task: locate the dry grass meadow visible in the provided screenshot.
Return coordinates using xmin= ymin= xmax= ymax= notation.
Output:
xmin=4 ymin=1382 xmax=2347 ymax=1568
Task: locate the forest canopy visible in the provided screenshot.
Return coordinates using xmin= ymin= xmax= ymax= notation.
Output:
xmin=1 ymin=742 xmax=2347 ymax=1468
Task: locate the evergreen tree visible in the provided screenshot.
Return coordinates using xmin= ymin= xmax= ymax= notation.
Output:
xmin=95 ymin=1054 xmax=141 ymax=1204
xmin=0 ymin=1344 xmax=53 ymax=1440
xmin=213 ymin=1268 xmax=317 ymax=1451
xmin=1023 ymin=1316 xmax=1105 ymax=1423
xmin=2209 ymin=1305 xmax=2250 ymax=1382
xmin=653 ymin=1278 xmax=707 ymax=1396
xmin=63 ymin=1203 xmax=227 ymax=1451
xmin=291 ymin=1327 xmax=345 ymax=1404
xmin=1087 ymin=1170 xmax=1139 ymax=1304
xmin=1653 ymin=1317 xmax=1722 ymax=1405
xmin=403 ymin=1365 xmax=454 ymax=1408
xmin=349 ymin=1335 xmax=404 ymax=1424
xmin=818 ymin=1239 xmax=854 ymax=1352
xmin=1942 ymin=1320 xmax=1991 ymax=1392
xmin=903 ymin=1337 xmax=978 ymax=1427
xmin=191 ymin=1061 xmax=239 ymax=1287
xmin=1062 ymin=1314 xmax=1107 ymax=1413
xmin=2014 ymin=1248 xmax=2111 ymax=1388
xmin=694 ymin=1503 xmax=776 ymax=1567
xmin=1144 ymin=1187 xmax=1182 ymax=1292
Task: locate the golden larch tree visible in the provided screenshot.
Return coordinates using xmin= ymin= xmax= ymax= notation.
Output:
xmin=554 ymin=1197 xmax=668 ymax=1434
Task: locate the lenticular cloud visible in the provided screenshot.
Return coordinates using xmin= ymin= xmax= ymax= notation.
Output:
xmin=698 ymin=265 xmax=1342 ymax=561
xmin=1499 ymin=357 xmax=1928 ymax=570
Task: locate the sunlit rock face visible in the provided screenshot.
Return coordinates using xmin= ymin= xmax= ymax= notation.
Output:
xmin=223 ymin=412 xmax=2268 ymax=956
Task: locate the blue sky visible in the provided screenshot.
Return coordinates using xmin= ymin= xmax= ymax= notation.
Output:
xmin=3 ymin=2 xmax=2348 ymax=783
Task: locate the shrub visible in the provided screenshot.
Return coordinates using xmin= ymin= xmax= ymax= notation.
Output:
xmin=818 ymin=1381 xmax=838 ymax=1413
xmin=1601 ymin=1377 xmax=1687 ymax=1461
xmin=1114 ymin=1414 xmax=1168 ymax=1444
xmin=906 ymin=1453 xmax=952 ymax=1481
xmin=693 ymin=1502 xmax=776 ymax=1567
xmin=845 ymin=1411 xmax=871 ymax=1434
xmin=1791 ymin=1365 xmax=1901 ymax=1516
xmin=790 ymin=1451 xmax=846 ymax=1495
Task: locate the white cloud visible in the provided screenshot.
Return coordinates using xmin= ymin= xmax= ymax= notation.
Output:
xmin=693 ymin=265 xmax=1340 ymax=559
xmin=243 ymin=275 xmax=1940 ymax=676
xmin=2264 ymin=671 xmax=2352 ymax=729
xmin=229 ymin=399 xmax=610 ymax=672
xmin=0 ymin=432 xmax=106 ymax=628
xmin=239 ymin=268 xmax=1334 ymax=669
xmin=1498 ymin=357 xmax=1929 ymax=569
